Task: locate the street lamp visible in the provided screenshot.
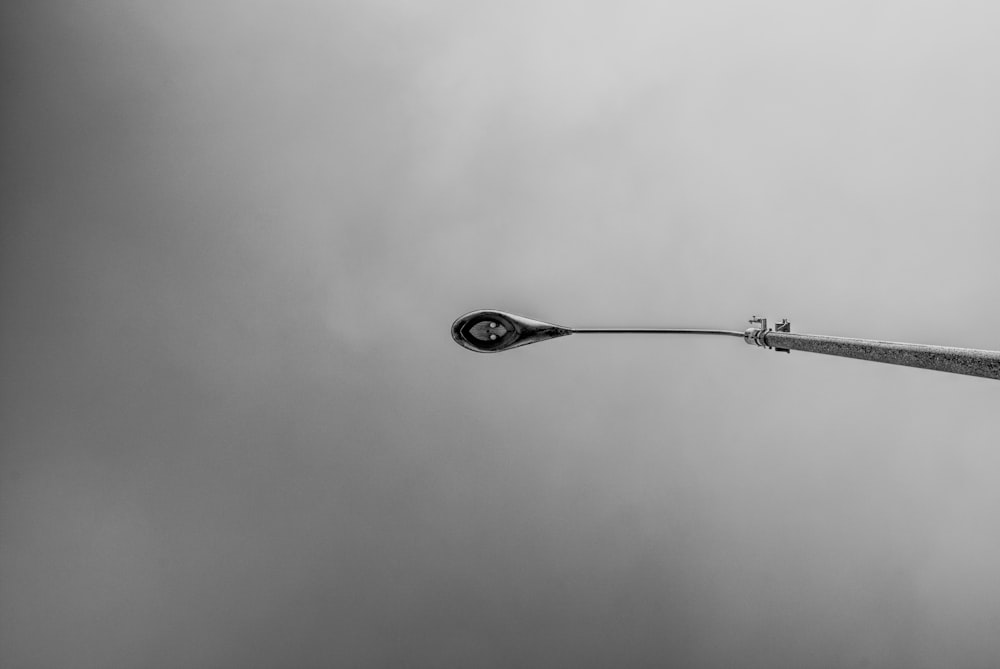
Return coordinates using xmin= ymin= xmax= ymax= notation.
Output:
xmin=451 ymin=309 xmax=1000 ymax=381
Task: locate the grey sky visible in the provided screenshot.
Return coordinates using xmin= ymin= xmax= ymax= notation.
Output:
xmin=3 ymin=2 xmax=1000 ymax=667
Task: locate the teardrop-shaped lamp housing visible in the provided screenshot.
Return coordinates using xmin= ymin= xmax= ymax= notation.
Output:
xmin=451 ymin=310 xmax=573 ymax=353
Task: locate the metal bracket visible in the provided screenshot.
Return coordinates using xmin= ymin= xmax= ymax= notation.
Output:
xmin=744 ymin=316 xmax=791 ymax=352
xmin=744 ymin=315 xmax=770 ymax=348
xmin=773 ymin=318 xmax=791 ymax=353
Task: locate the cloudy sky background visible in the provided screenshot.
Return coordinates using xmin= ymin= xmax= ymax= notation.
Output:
xmin=3 ymin=1 xmax=1000 ymax=667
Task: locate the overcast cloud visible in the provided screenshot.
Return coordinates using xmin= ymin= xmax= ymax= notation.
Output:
xmin=3 ymin=2 xmax=1000 ymax=667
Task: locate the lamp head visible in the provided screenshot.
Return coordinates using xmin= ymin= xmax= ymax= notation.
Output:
xmin=451 ymin=309 xmax=573 ymax=353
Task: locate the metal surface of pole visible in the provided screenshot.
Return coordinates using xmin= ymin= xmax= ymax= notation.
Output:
xmin=759 ymin=331 xmax=1000 ymax=380
xmin=452 ymin=309 xmax=1000 ymax=381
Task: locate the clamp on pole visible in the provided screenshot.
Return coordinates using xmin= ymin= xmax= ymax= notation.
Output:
xmin=744 ymin=316 xmax=769 ymax=347
xmin=744 ymin=316 xmax=791 ymax=353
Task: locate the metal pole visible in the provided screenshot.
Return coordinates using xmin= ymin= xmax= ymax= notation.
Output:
xmin=742 ymin=317 xmax=1000 ymax=381
xmin=572 ymin=328 xmax=744 ymax=337
xmin=451 ymin=310 xmax=1000 ymax=381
